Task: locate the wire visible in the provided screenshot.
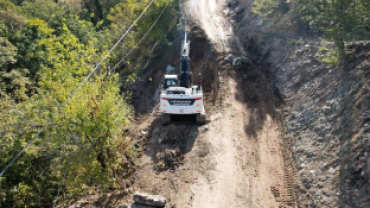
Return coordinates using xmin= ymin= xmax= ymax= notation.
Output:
xmin=52 ymin=139 xmax=76 ymax=208
xmin=0 ymin=0 xmax=155 ymax=178
xmin=110 ymin=0 xmax=170 ymax=73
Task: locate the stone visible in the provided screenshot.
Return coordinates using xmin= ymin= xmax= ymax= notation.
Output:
xmin=232 ymin=57 xmax=243 ymax=67
xmin=224 ymin=54 xmax=235 ymax=63
xmin=235 ymin=6 xmax=244 ymax=14
xmin=158 ymin=138 xmax=164 ymax=144
xmin=133 ymin=193 xmax=166 ymax=207
xmin=302 ymin=177 xmax=313 ymax=189
xmin=323 ymin=106 xmax=331 ymax=114
xmin=320 ymin=163 xmax=326 ymax=171
xmin=116 ymin=205 xmax=128 ymax=208
xmin=242 ymin=56 xmax=252 ymax=65
xmin=154 ymin=152 xmax=164 ymax=163
xmin=130 ymin=203 xmax=156 ymax=208
xmin=307 ymin=152 xmax=314 ymax=158
xmin=166 ymin=65 xmax=176 ymax=74
xmin=141 ymin=130 xmax=147 ymax=135
xmin=210 ymin=113 xmax=222 ymax=121
xmin=204 ymin=125 xmax=209 ymax=131
xmin=230 ymin=0 xmax=237 ymax=5
xmin=156 ymin=161 xmax=166 ymax=171
xmin=230 ymin=13 xmax=237 ymax=19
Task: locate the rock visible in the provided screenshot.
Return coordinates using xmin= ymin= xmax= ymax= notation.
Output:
xmin=130 ymin=203 xmax=158 ymax=208
xmin=365 ymin=113 xmax=370 ymax=121
xmin=243 ymin=74 xmax=248 ymax=79
xmin=307 ymin=152 xmax=314 ymax=158
xmin=232 ymin=57 xmax=243 ymax=67
xmin=116 ymin=205 xmax=128 ymax=208
xmin=204 ymin=125 xmax=209 ymax=131
xmin=230 ymin=0 xmax=237 ymax=5
xmin=154 ymin=152 xmax=164 ymax=163
xmin=164 ymin=149 xmax=181 ymax=166
xmin=166 ymin=64 xmax=176 ymax=74
xmin=72 ymin=201 xmax=88 ymax=208
xmin=302 ymin=177 xmax=313 ymax=189
xmin=300 ymin=163 xmax=306 ymax=169
xmin=242 ymin=56 xmax=252 ymax=65
xmin=363 ymin=157 xmax=370 ymax=181
xmin=156 ymin=161 xmax=166 ymax=171
xmin=224 ymin=54 xmax=235 ymax=63
xmin=319 ymin=163 xmax=326 ymax=171
xmin=141 ymin=130 xmax=147 ymax=135
xmin=235 ymin=6 xmax=244 ymax=14
xmin=323 ymin=106 xmax=331 ymax=114
xmin=230 ymin=12 xmax=237 ymax=19
xmin=133 ymin=193 xmax=166 ymax=207
xmin=210 ymin=113 xmax=222 ymax=121
xmin=158 ymin=138 xmax=164 ymax=144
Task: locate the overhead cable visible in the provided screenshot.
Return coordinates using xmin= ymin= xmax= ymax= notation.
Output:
xmin=110 ymin=0 xmax=170 ymax=73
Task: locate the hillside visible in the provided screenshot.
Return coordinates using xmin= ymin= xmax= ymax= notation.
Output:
xmin=1 ymin=0 xmax=370 ymax=207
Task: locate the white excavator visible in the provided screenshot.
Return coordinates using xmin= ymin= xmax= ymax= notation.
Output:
xmin=159 ymin=31 xmax=206 ymax=124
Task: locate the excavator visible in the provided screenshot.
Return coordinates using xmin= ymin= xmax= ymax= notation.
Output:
xmin=159 ymin=31 xmax=206 ymax=124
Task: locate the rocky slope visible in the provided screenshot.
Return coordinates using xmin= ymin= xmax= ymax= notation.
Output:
xmin=262 ymin=39 xmax=370 ymax=207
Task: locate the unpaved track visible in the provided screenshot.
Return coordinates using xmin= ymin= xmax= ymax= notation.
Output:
xmin=189 ymin=66 xmax=297 ymax=208
xmin=187 ymin=0 xmax=246 ymax=55
xmin=186 ymin=0 xmax=297 ymax=207
xmin=122 ymin=1 xmax=298 ymax=207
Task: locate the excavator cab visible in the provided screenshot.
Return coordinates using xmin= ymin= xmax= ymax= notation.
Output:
xmin=163 ymin=75 xmax=178 ymax=89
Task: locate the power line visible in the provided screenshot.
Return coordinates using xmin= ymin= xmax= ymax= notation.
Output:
xmin=110 ymin=0 xmax=170 ymax=73
xmin=52 ymin=138 xmax=76 ymax=208
xmin=0 ymin=0 xmax=155 ymax=178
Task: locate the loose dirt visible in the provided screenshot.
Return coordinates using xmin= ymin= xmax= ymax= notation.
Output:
xmin=70 ymin=0 xmax=370 ymax=207
xmin=121 ymin=0 xmax=298 ymax=207
xmin=75 ymin=0 xmax=300 ymax=207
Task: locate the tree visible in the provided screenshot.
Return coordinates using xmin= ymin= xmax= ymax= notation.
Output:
xmin=0 ymin=22 xmax=134 ymax=207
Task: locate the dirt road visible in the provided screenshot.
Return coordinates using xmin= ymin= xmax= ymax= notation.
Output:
xmin=186 ymin=0 xmax=298 ymax=207
xmin=120 ymin=0 xmax=299 ymax=207
xmin=187 ymin=0 xmax=246 ymax=55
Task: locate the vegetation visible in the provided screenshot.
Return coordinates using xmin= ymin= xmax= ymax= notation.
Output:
xmin=0 ymin=0 xmax=178 ymax=206
xmin=252 ymin=0 xmax=370 ymax=63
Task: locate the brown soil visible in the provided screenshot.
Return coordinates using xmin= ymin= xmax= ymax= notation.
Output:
xmin=67 ymin=0 xmax=370 ymax=207
xmin=95 ymin=0 xmax=299 ymax=206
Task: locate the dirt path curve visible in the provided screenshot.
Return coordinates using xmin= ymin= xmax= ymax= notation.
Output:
xmin=184 ymin=0 xmax=298 ymax=207
xmin=187 ymin=0 xmax=246 ymax=56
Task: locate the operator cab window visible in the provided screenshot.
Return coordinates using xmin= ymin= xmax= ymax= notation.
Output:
xmin=165 ymin=79 xmax=178 ymax=88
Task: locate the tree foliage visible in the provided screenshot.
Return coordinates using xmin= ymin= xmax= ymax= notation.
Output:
xmin=0 ymin=19 xmax=134 ymax=207
xmin=252 ymin=0 xmax=370 ymax=62
xmin=0 ymin=0 xmax=178 ymax=206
